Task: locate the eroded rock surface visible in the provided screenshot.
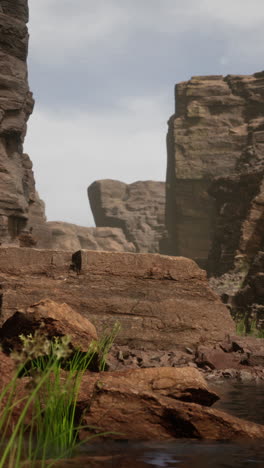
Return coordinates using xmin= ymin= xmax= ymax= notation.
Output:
xmin=88 ymin=179 xmax=166 ymax=253
xmin=0 ymin=247 xmax=235 ymax=349
xmin=0 ymin=299 xmax=98 ymax=353
xmin=164 ymin=72 xmax=264 ymax=270
xmin=0 ymin=0 xmax=46 ymax=243
xmin=79 ymin=366 xmax=264 ymax=441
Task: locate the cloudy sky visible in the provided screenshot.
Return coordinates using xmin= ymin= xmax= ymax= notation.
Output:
xmin=25 ymin=0 xmax=264 ymax=226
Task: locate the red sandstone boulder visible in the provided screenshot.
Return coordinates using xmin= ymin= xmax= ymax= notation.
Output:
xmin=79 ymin=367 xmax=219 ymax=407
xmin=78 ymin=366 xmax=264 ymax=441
xmin=0 ymin=299 xmax=98 ymax=354
xmin=195 ymin=345 xmax=242 ymax=370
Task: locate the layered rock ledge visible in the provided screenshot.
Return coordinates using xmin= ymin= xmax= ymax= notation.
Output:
xmin=0 ymin=247 xmax=235 ymax=349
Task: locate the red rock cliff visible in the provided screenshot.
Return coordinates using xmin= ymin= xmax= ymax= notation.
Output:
xmin=0 ymin=0 xmax=45 ymax=242
xmin=165 ymin=72 xmax=264 ymax=270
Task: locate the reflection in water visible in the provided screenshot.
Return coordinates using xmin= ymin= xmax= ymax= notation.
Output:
xmin=213 ymin=381 xmax=264 ymax=425
xmin=78 ymin=440 xmax=264 ymax=468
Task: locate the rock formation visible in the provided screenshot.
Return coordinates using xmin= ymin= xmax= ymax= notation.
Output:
xmin=88 ymin=179 xmax=166 ymax=253
xmin=42 ymin=221 xmax=136 ymax=252
xmin=164 ymin=72 xmax=264 ymax=270
xmin=80 ymin=369 xmax=264 ymax=440
xmin=0 ymin=0 xmax=262 ymax=343
xmin=0 ymin=0 xmax=47 ymax=243
xmin=0 ymin=298 xmax=98 ymax=354
xmin=2 ymin=330 xmax=264 ymax=442
xmin=0 ymin=1 xmax=137 ymax=253
xmin=0 ymin=247 xmax=235 ymax=349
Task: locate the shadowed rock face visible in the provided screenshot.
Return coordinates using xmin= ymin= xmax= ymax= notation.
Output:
xmin=164 ymin=72 xmax=264 ymax=269
xmin=208 ymin=171 xmax=264 ymax=276
xmin=0 ymin=0 xmax=45 ymax=243
xmin=88 ymin=179 xmax=166 ymax=253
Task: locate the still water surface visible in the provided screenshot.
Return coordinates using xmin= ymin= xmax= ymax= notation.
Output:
xmin=75 ymin=382 xmax=264 ymax=468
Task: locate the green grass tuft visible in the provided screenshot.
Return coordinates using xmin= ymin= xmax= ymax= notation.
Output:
xmin=0 ymin=321 xmax=120 ymax=466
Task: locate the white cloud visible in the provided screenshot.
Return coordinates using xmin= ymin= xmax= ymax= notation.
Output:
xmin=24 ymin=95 xmax=168 ymax=226
xmin=28 ymin=0 xmax=264 ymax=67
xmin=28 ymin=0 xmax=130 ymax=65
xmin=200 ymin=0 xmax=264 ymax=29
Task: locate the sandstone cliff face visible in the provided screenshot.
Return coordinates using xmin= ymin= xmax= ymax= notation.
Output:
xmin=0 ymin=0 xmax=46 ymax=243
xmin=165 ymin=72 xmax=264 ymax=269
xmin=208 ymin=170 xmax=264 ymax=276
xmin=88 ymin=179 xmax=166 ymax=253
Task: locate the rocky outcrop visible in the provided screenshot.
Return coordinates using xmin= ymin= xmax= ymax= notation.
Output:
xmin=88 ymin=179 xmax=166 ymax=253
xmin=2 ymin=327 xmax=264 ymax=443
xmin=0 ymin=247 xmax=235 ymax=349
xmin=164 ymin=72 xmax=264 ymax=270
xmin=0 ymin=0 xmax=46 ymax=244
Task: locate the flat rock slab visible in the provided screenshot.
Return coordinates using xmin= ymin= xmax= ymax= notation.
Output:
xmin=79 ymin=366 xmax=264 ymax=441
xmin=0 ymin=247 xmax=235 ymax=350
xmin=79 ymin=366 xmax=219 ymax=407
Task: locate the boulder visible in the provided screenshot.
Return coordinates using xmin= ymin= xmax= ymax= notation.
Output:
xmin=195 ymin=345 xmax=242 ymax=370
xmin=79 ymin=366 xmax=219 ymax=407
xmin=79 ymin=366 xmax=264 ymax=441
xmin=88 ymin=179 xmax=166 ymax=253
xmin=0 ymin=299 xmax=98 ymax=353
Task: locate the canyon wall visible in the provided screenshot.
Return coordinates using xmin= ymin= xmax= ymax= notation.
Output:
xmin=0 ymin=0 xmax=138 ymax=253
xmin=0 ymin=0 xmax=263 ymax=287
xmin=0 ymin=0 xmax=46 ymax=242
xmin=164 ymin=73 xmax=264 ymax=270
